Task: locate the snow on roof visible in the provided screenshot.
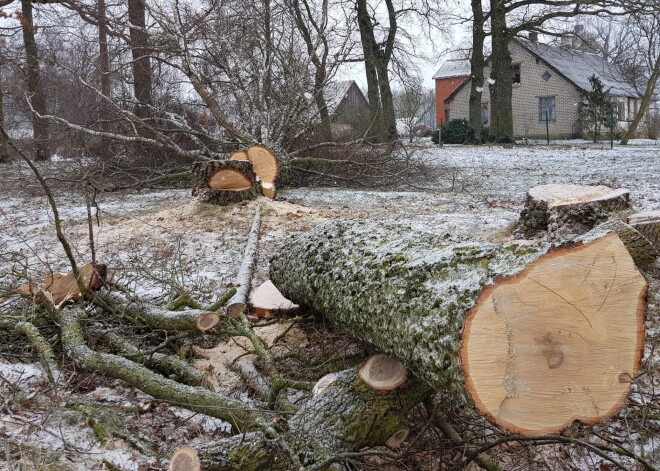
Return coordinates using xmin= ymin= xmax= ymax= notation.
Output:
xmin=323 ymin=80 xmax=355 ymax=115
xmin=432 ymin=59 xmax=471 ymax=80
xmin=516 ymin=38 xmax=639 ymax=98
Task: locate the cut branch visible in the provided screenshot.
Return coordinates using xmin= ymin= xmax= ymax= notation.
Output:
xmin=227 ymin=206 xmax=262 ymax=318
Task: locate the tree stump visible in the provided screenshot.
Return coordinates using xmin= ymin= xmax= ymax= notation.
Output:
xmin=192 ymin=160 xmax=262 ymax=205
xmin=628 ymin=210 xmax=660 ymax=251
xmin=518 ymin=184 xmax=631 ymax=238
xmin=270 ymin=221 xmax=647 ymax=436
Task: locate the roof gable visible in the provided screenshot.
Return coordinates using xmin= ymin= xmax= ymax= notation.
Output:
xmin=323 ymin=80 xmax=368 ymax=115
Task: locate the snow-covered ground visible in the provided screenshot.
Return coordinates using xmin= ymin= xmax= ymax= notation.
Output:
xmin=0 ymin=143 xmax=658 ymax=470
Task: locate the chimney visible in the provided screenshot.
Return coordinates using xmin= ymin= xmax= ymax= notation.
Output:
xmin=560 ymin=35 xmax=574 ymax=48
xmin=528 ymin=32 xmax=538 ymax=43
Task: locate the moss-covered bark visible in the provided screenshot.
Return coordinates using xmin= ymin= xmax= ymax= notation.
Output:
xmin=269 ymin=221 xmax=548 ymax=407
xmin=180 ymin=367 xmax=429 ymax=470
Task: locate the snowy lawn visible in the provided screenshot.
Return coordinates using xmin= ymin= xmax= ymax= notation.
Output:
xmin=0 ymin=142 xmax=658 ymax=470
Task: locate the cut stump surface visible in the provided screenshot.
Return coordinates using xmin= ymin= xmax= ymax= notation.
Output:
xmin=462 ymin=233 xmax=646 ymax=435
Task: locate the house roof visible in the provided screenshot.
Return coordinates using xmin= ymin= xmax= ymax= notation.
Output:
xmin=432 ymin=59 xmax=471 ymax=80
xmin=514 ymin=38 xmax=639 ymax=98
xmin=323 ymin=80 xmax=365 ymax=115
xmin=444 ymin=38 xmax=640 ymax=104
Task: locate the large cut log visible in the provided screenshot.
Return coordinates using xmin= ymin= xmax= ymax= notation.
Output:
xmin=170 ymin=365 xmax=428 ymax=470
xmin=628 ymin=210 xmax=660 ymax=251
xmin=270 ymin=222 xmax=647 ymax=436
xmin=518 ymin=184 xmax=631 ymax=238
xmin=192 ymin=160 xmax=262 ymax=205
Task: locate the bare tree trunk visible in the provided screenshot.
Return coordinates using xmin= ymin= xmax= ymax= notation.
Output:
xmin=98 ymin=0 xmax=111 ymax=101
xmin=620 ymin=65 xmax=660 ymax=144
xmin=21 ymin=0 xmax=50 ymax=161
xmin=376 ymin=61 xmax=397 ymax=140
xmin=356 ymin=0 xmax=382 ymax=139
xmin=468 ymin=0 xmax=486 ymax=142
xmin=128 ymin=0 xmax=152 ymax=119
xmin=0 ymin=58 xmax=10 ymax=163
xmin=489 ymin=0 xmax=514 ymax=142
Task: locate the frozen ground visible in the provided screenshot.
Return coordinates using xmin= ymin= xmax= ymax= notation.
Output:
xmin=0 ymin=143 xmax=658 ymax=470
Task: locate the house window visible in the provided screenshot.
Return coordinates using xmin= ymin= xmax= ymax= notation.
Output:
xmin=539 ymin=96 xmax=556 ymax=122
xmin=481 ymin=104 xmax=489 ymax=125
xmin=445 ymin=109 xmax=450 ymax=123
xmin=512 ymin=64 xmax=521 ymax=84
xmin=542 ymin=71 xmax=552 ymax=82
xmin=617 ymin=102 xmax=625 ymax=121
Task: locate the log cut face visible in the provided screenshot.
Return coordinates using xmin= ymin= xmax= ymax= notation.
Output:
xmin=191 ymin=160 xmax=262 ymax=205
xmin=462 ymin=233 xmax=647 ymax=435
xmin=519 ymin=184 xmax=631 ymax=238
xmin=270 ymin=222 xmax=647 ymax=436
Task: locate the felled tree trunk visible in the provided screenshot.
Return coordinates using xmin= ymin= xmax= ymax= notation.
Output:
xmin=192 ymin=160 xmax=263 ymax=205
xmin=270 ymin=221 xmax=647 ymax=436
xmin=170 ymin=366 xmax=428 ymax=471
xmin=518 ymin=184 xmax=631 ymax=238
xmin=628 ymin=210 xmax=660 ymax=251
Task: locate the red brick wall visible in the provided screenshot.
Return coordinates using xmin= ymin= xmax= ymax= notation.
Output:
xmin=435 ymin=77 xmax=467 ymax=126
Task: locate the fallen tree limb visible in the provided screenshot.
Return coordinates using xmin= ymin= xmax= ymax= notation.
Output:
xmin=270 ymin=222 xmax=647 ymax=436
xmin=98 ymin=330 xmax=212 ymax=389
xmin=96 ymin=292 xmax=221 ymax=331
xmin=227 ymin=206 xmax=261 ymax=318
xmin=0 ymin=315 xmax=61 ymax=383
xmin=59 ymin=306 xmax=267 ymax=431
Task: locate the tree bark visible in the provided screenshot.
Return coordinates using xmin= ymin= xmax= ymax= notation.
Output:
xmin=468 ymin=0 xmax=486 ymax=141
xmin=270 ymin=221 xmax=647 ymax=436
xmin=21 ymin=0 xmax=50 ymax=160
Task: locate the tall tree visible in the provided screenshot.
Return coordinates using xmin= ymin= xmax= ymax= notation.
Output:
xmin=127 ymin=0 xmax=152 ymax=119
xmin=20 ymin=0 xmax=50 ymax=160
xmin=356 ymin=0 xmax=397 ymax=141
xmin=468 ymin=0 xmax=486 ymax=142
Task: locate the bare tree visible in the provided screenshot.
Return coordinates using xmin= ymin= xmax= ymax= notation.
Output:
xmin=394 ymin=82 xmax=426 ymax=142
xmin=20 ymin=0 xmax=50 ymax=160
